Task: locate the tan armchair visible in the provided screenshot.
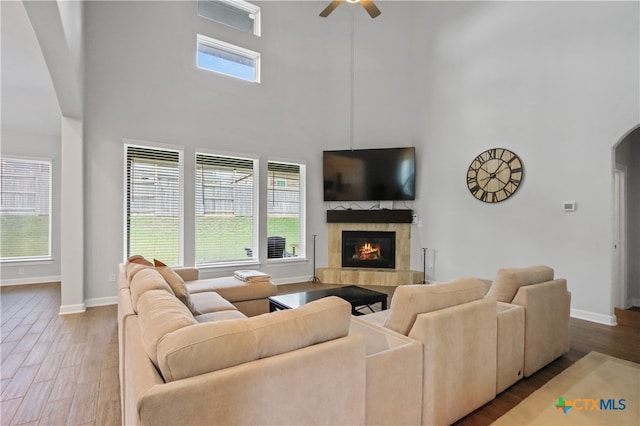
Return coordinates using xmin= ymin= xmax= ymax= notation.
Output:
xmin=486 ymin=266 xmax=571 ymax=377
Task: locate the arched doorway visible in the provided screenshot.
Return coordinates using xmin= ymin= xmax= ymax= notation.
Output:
xmin=613 ymin=125 xmax=640 ymax=322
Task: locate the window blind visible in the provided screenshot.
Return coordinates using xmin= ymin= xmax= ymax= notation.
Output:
xmin=267 ymin=161 xmax=303 ymax=258
xmin=0 ymin=157 xmax=52 ymax=261
xmin=195 ymin=153 xmax=256 ymax=265
xmin=126 ymin=146 xmax=182 ymax=266
xmin=197 ymin=0 xmax=260 ymax=36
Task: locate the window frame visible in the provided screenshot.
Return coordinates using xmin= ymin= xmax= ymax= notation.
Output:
xmin=196 ymin=34 xmax=261 ymax=83
xmin=0 ymin=156 xmax=53 ymax=263
xmin=123 ymin=142 xmax=184 ymax=266
xmin=198 ymin=0 xmax=261 ymax=37
xmin=194 ymin=151 xmax=260 ymax=267
xmin=266 ymin=160 xmax=306 ymax=262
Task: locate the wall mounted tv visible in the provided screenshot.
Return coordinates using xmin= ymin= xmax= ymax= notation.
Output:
xmin=323 ymin=147 xmax=416 ymax=202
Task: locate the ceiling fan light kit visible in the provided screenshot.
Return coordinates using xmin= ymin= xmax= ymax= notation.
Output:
xmin=320 ymin=0 xmax=381 ymax=19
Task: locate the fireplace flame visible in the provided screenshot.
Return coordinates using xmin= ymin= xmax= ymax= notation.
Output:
xmin=354 ymin=242 xmax=381 ymax=260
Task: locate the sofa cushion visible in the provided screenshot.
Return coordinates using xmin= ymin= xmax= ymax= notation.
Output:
xmin=129 ymin=268 xmax=175 ymax=313
xmin=195 ymin=310 xmax=247 ymax=323
xmin=154 ymin=259 xmax=200 ymax=315
xmin=190 ymin=291 xmax=237 ymax=314
xmin=157 ymin=296 xmax=352 ymax=382
xmin=126 ymin=256 xmax=154 ymax=282
xmin=485 ymin=265 xmax=554 ymax=303
xmin=185 ymin=276 xmax=276 ymax=302
xmin=384 ymin=278 xmax=487 ymax=335
xmin=137 ymin=289 xmax=198 ymax=367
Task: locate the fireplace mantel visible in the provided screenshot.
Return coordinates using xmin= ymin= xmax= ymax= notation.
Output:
xmin=326 ymin=209 xmax=412 ymax=224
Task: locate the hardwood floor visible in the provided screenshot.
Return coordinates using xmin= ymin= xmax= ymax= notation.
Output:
xmin=1 ymin=283 xmax=120 ymax=426
xmin=1 ymin=282 xmax=638 ymax=425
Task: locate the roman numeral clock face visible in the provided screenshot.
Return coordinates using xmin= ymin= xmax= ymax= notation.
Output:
xmin=466 ymin=148 xmax=524 ymax=203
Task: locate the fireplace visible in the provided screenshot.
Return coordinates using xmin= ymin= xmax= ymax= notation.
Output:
xmin=342 ymin=231 xmax=396 ymax=269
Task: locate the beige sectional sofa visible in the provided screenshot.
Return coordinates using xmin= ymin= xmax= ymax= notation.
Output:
xmin=118 ymin=257 xmax=423 ymax=425
xmin=118 ymin=259 xmax=570 ymax=426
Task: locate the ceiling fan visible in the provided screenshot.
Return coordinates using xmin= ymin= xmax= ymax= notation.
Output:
xmin=319 ymin=0 xmax=381 ymax=19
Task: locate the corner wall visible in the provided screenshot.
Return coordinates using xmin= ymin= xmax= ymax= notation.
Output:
xmin=409 ymin=1 xmax=639 ymax=323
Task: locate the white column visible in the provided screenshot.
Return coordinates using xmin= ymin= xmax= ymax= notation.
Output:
xmin=59 ymin=116 xmax=85 ymax=314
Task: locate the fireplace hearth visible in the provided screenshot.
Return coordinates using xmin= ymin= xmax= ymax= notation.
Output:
xmin=317 ymin=217 xmax=423 ymax=286
xmin=342 ymin=231 xmax=395 ymax=269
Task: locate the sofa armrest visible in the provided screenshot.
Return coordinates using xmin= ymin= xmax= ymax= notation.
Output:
xmin=511 ymin=279 xmax=570 ymax=376
xmin=122 ymin=317 xmax=166 ymax=426
xmin=350 ymin=317 xmax=422 ymax=426
xmin=409 ymin=298 xmax=497 ymax=425
xmin=173 ymin=267 xmax=199 ymax=281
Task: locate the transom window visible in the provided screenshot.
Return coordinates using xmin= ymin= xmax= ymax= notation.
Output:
xmin=198 ymin=0 xmax=261 ymax=36
xmin=0 ymin=157 xmax=52 ymax=261
xmin=197 ymin=34 xmax=260 ymax=83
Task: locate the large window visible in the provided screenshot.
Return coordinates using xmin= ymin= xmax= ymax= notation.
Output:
xmin=267 ymin=161 xmax=305 ymax=259
xmin=125 ymin=145 xmax=183 ymax=266
xmin=0 ymin=157 xmax=52 ymax=261
xmin=195 ymin=153 xmax=258 ymax=266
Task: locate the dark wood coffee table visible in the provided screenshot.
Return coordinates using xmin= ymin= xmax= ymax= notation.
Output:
xmin=269 ymin=285 xmax=387 ymax=316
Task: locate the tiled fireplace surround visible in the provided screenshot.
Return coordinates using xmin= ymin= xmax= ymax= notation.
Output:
xmin=316 ymin=210 xmax=424 ymax=286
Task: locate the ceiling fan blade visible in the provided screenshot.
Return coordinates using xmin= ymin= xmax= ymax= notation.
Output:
xmin=320 ymin=0 xmax=343 ymax=18
xmin=361 ymin=0 xmax=381 ymax=18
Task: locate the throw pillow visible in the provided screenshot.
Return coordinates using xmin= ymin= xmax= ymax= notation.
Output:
xmin=127 ymin=255 xmax=153 ymax=266
xmin=154 ymin=259 xmax=201 ymax=315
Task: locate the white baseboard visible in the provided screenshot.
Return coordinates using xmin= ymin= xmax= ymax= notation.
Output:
xmin=0 ymin=276 xmax=62 ymax=287
xmin=59 ymin=303 xmax=86 ymax=315
xmin=85 ymin=296 xmax=117 ymax=307
xmin=570 ymin=308 xmax=617 ymax=326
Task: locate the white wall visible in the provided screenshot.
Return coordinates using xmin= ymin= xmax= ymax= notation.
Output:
xmin=1 ymin=1 xmax=62 ymax=285
xmin=410 ymin=1 xmax=639 ymax=322
xmin=82 ymin=1 xmax=419 ymax=300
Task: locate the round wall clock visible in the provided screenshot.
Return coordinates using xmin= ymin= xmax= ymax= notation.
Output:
xmin=466 ymin=148 xmax=524 ymax=203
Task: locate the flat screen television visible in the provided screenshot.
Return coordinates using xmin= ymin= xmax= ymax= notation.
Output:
xmin=323 ymin=147 xmax=416 ymax=202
